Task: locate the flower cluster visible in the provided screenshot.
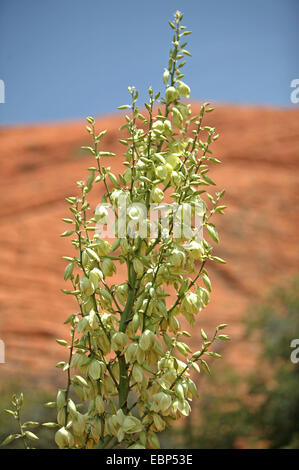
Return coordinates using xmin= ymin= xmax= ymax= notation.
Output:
xmin=2 ymin=10 xmax=229 ymax=450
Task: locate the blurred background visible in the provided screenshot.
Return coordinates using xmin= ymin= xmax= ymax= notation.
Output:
xmin=0 ymin=0 xmax=299 ymax=448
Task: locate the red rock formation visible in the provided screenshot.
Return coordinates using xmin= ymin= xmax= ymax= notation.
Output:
xmin=0 ymin=104 xmax=298 ymax=385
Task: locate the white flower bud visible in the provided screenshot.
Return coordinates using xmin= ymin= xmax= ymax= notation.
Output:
xmin=122 ymin=416 xmax=143 ymax=433
xmin=126 ymin=342 xmax=138 ymax=363
xmin=139 ymin=329 xmax=155 ymax=351
xmin=164 ymin=119 xmax=173 ymax=136
xmin=133 ymin=258 xmax=144 ymax=277
xmin=153 ymin=413 xmax=166 ymax=432
xmin=80 ymin=275 xmax=94 ymax=296
xmin=184 ymin=240 xmax=204 ymax=260
xmin=150 ymin=187 xmax=164 ymax=203
xmin=171 ymin=170 xmax=182 ymax=186
xmin=88 ymin=360 xmax=102 ymax=380
xmin=89 ymin=268 xmax=103 ymax=286
xmin=177 ymin=80 xmax=190 ymax=98
xmin=95 ymin=205 xmax=109 ymax=225
xmin=123 ymin=168 xmax=132 ymax=184
xmin=163 ymin=68 xmax=170 ymax=84
xmin=181 ymin=292 xmax=202 ymax=315
xmin=111 ymin=332 xmax=128 ymax=352
xmin=56 ymin=390 xmax=66 ymax=410
xmin=67 ymin=399 xmax=77 ymax=416
xmin=115 ymin=283 xmax=129 ymax=305
xmin=152 ymin=392 xmax=172 ymax=413
xmin=152 ymin=120 xmax=164 ymax=132
xmin=132 ymin=363 xmax=144 ymax=383
xmin=120 ymin=238 xmax=129 ymax=255
xmin=166 ymin=153 xmax=180 ymax=169
xmin=55 ymin=427 xmax=74 ymax=449
xmin=155 ymin=165 xmax=168 ymax=180
xmin=169 ymin=249 xmax=185 ymax=267
xmin=165 ymin=86 xmax=178 ymax=103
xmin=93 ymin=237 xmax=112 ymax=256
xmin=72 ymin=412 xmax=86 ymax=436
xmin=95 ymin=395 xmax=105 ymax=414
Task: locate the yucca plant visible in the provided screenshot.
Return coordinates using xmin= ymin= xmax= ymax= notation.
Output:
xmin=2 ymin=11 xmax=228 ymax=449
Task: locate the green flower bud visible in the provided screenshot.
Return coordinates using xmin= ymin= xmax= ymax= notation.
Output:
xmin=131 ymin=312 xmax=140 ymax=335
xmin=153 ymin=413 xmax=166 ymax=432
xmin=147 ymin=430 xmax=160 ymax=449
xmin=72 ymin=412 xmax=86 ymax=436
xmin=136 ymin=346 xmax=145 ymax=365
xmin=175 ymin=382 xmax=185 ymax=401
xmin=67 ymin=399 xmax=77 ymax=416
xmin=57 ymin=408 xmax=67 ymax=427
xmin=82 ymin=251 xmax=89 ymax=269
xmin=187 ymin=378 xmax=198 ymax=398
xmin=102 ymin=258 xmax=116 ymax=277
xmin=120 ymin=238 xmax=129 ymax=255
xmin=171 ymin=107 xmax=183 ymax=127
xmin=123 ymin=168 xmax=132 ymax=184
xmin=88 ymin=360 xmax=102 ymax=380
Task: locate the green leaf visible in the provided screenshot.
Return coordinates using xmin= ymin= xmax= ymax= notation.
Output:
xmin=64 ymin=262 xmax=74 ymax=281
xmin=202 ymin=273 xmax=212 ymax=292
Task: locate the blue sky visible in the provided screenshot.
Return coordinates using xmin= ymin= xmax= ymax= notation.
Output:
xmin=0 ymin=0 xmax=298 ymax=125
